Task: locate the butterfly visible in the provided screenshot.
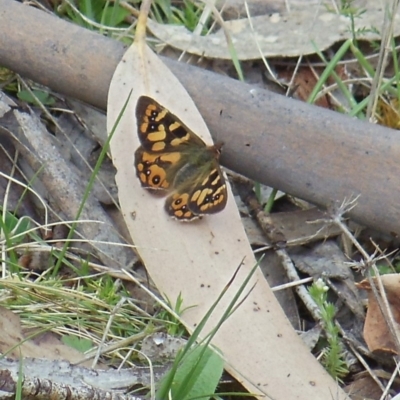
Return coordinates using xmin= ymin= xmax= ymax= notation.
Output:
xmin=134 ymin=96 xmax=227 ymax=221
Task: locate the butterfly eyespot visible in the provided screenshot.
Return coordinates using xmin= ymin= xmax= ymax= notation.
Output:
xmin=204 ymin=195 xmax=212 ymax=204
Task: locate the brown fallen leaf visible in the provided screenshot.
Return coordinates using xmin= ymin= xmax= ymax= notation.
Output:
xmin=276 ymin=65 xmax=351 ymax=109
xmin=357 ymin=274 xmax=400 ymax=355
xmin=344 ymin=371 xmax=386 ymax=400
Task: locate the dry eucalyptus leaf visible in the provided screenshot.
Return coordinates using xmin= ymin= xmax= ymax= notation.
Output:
xmin=300 ymin=324 xmax=322 ymax=350
xmin=107 ymin=32 xmax=348 ymax=399
xmin=358 ymin=274 xmax=400 ymax=355
xmin=264 ymin=207 xmax=341 ymax=246
xmin=290 ymin=240 xmax=352 ymax=280
xmin=241 ymin=216 xmax=270 ymax=246
xmin=147 ymin=1 xmax=398 ymax=60
xmin=218 ymin=0 xmax=285 ymax=20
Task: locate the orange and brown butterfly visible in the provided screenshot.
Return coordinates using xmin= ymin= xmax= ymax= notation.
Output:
xmin=134 ymin=96 xmax=227 ymax=221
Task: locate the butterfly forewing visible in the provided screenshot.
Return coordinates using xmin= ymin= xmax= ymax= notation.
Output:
xmin=136 ymin=96 xmax=206 ymax=152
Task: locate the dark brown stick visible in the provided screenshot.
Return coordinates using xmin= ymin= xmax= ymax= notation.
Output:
xmin=0 ymin=0 xmax=399 ymax=236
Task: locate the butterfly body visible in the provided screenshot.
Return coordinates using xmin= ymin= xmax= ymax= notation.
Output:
xmin=134 ymin=96 xmax=227 ymax=221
